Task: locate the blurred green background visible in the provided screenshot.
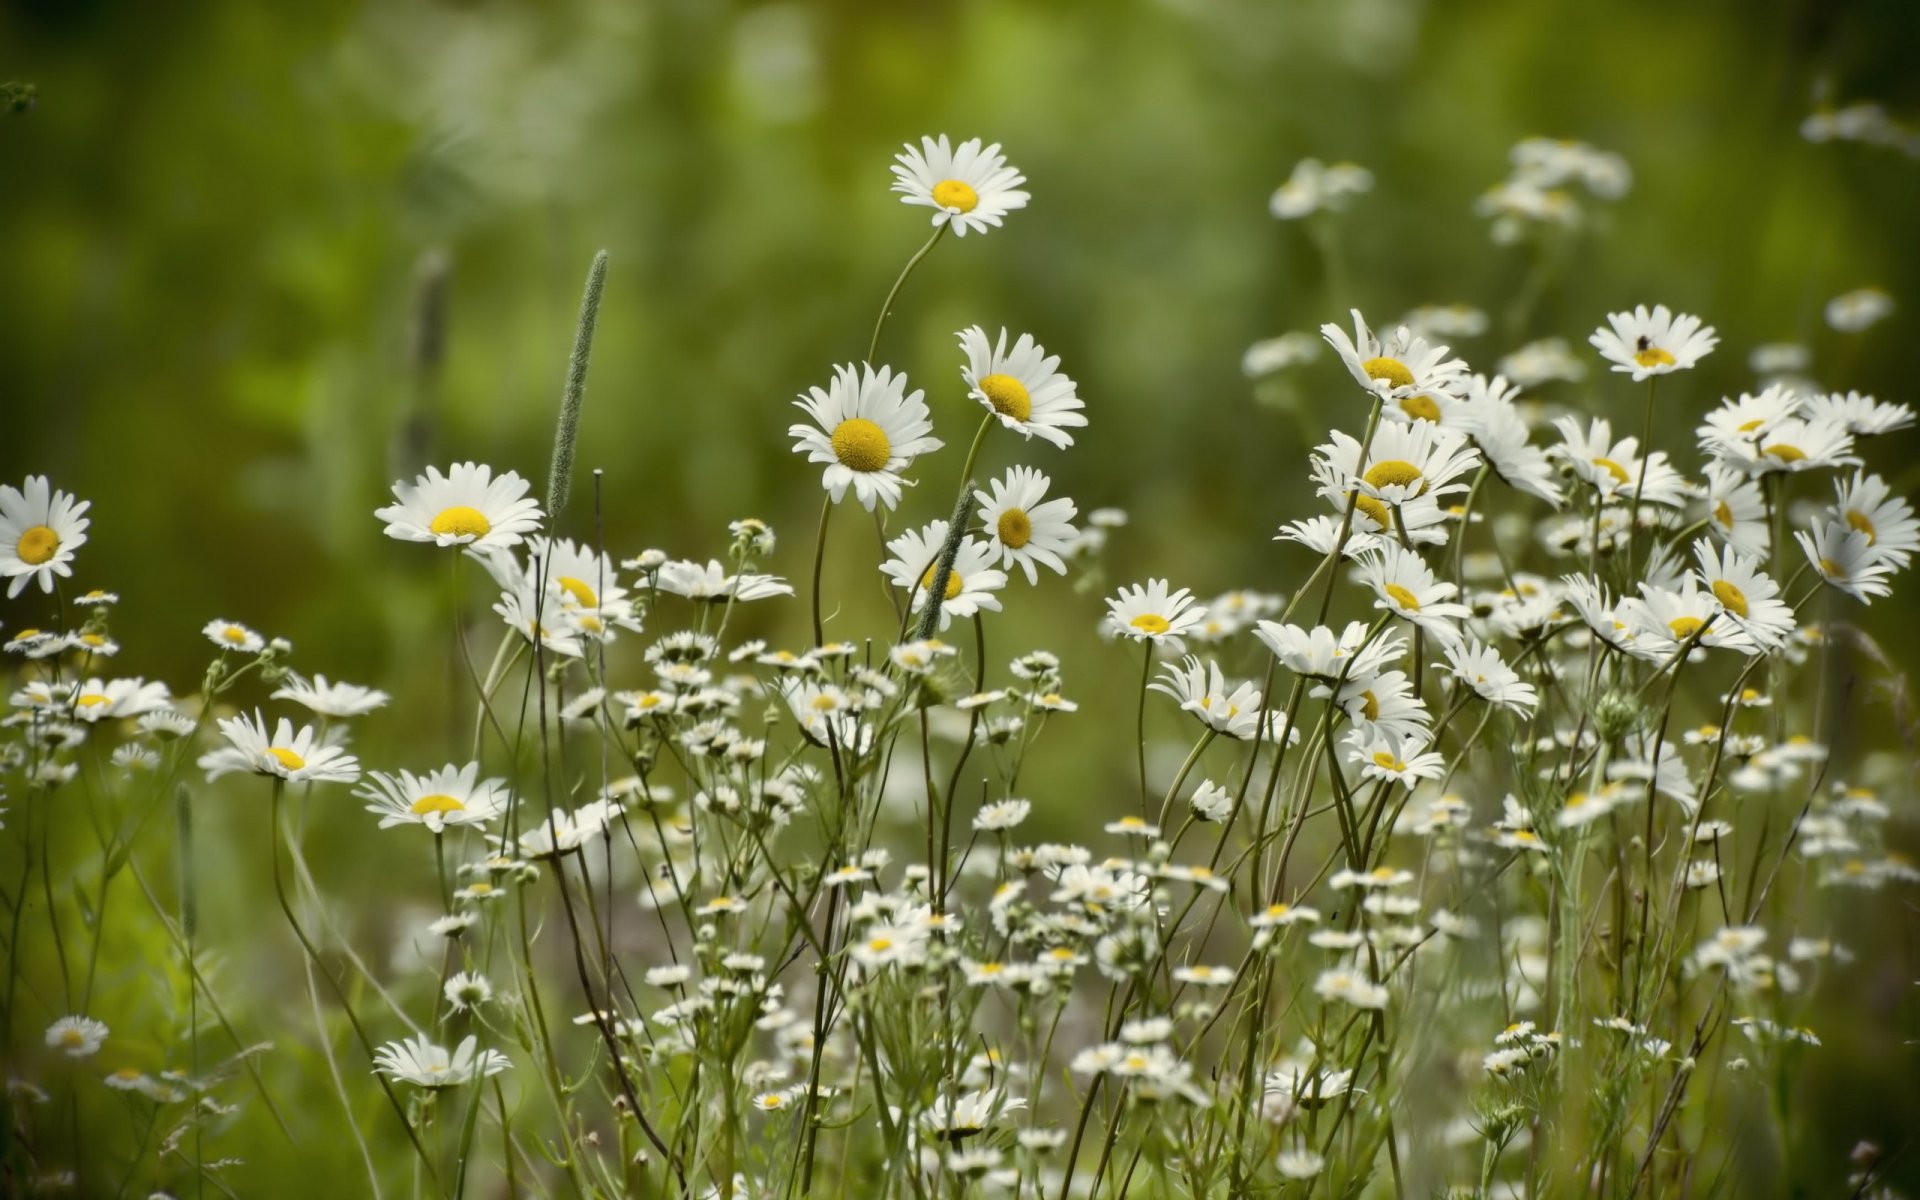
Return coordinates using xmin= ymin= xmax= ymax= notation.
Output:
xmin=5 ymin=0 xmax=1920 ymax=1192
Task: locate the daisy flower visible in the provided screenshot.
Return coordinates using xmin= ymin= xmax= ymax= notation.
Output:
xmin=789 ymin=363 xmax=941 ymax=511
xmin=1359 ymin=543 xmax=1471 ymax=643
xmin=0 ymin=477 xmax=90 ymax=598
xmin=1711 ymin=416 xmax=1857 ymax=477
xmin=1824 ymin=287 xmax=1894 ymax=333
xmin=358 ymin=763 xmax=510 ymax=833
xmin=1149 ymin=656 xmax=1291 ymax=742
xmin=271 ymin=674 xmax=391 ymax=718
xmin=1550 ymin=416 xmax=1689 ymax=506
xmin=1314 ymin=420 xmax=1481 ymax=520
xmin=1590 ymin=304 xmax=1719 ymax=380
xmin=201 ymin=619 xmax=264 ymax=654
xmin=1703 ymin=466 xmax=1770 ymax=558
xmin=45 ymin=1016 xmax=109 ymax=1058
xmin=1831 ymin=471 xmax=1919 ymax=565
xmin=64 ymin=678 xmax=173 ymax=723
xmin=1242 ymin=331 xmax=1321 ymax=378
xmin=1629 ymin=577 xmax=1751 ymax=658
xmin=1345 ymin=727 xmax=1447 ymax=788
xmin=1497 ymin=337 xmax=1586 ymax=387
xmin=1453 ymin=375 xmax=1563 ymax=506
xmin=1797 ymin=522 xmax=1895 ymax=604
xmin=1320 ymin=309 xmax=1471 ymax=412
xmin=373 ymin=1033 xmax=509 ymax=1089
xmin=879 ymin=520 xmax=1008 ymax=630
xmin=1696 ymin=384 xmax=1802 ymax=453
xmin=1438 ymin=639 xmax=1538 ymax=715
xmin=492 ymin=580 xmax=585 ymax=659
xmin=652 ymin=559 xmax=794 ymax=602
xmin=1313 ymin=669 xmax=1430 ymax=741
xmin=1561 ymin=574 xmax=1641 ymax=654
xmin=891 ymin=135 xmax=1029 ymax=237
xmin=1804 ymin=391 xmax=1913 ymax=437
xmin=958 ymin=326 xmax=1087 ymax=449
xmin=1269 ymin=158 xmax=1373 ymax=220
xmin=1253 ymin=620 xmax=1404 ymax=682
xmin=375 ymin=462 xmax=542 ymax=551
xmin=1313 ymin=967 xmax=1390 ymax=1009
xmin=1105 ymin=579 xmax=1207 ymax=647
xmin=973 ymin=466 xmax=1078 ymax=583
xmin=519 ymin=537 xmax=643 ymax=637
xmin=198 ymin=712 xmax=361 ymax=785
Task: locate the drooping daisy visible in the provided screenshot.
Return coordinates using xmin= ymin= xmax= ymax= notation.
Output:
xmin=789 ymin=363 xmax=941 ymax=511
xmin=1359 ymin=543 xmax=1471 ymax=643
xmin=376 ymin=463 xmax=542 ymax=551
xmin=0 ymin=477 xmax=90 ymax=598
xmin=373 ymin=1033 xmax=509 ymax=1088
xmin=198 ymin=712 xmax=360 ymax=784
xmin=1830 ymin=471 xmax=1919 ymax=565
xmin=1590 ymin=304 xmax=1719 ymax=381
xmin=1797 ymin=522 xmax=1895 ymax=604
xmin=1804 ymin=391 xmax=1914 ymax=437
xmin=1702 ymin=465 xmax=1770 ymax=558
xmin=45 ymin=1016 xmax=109 ymax=1058
xmin=1253 ymin=620 xmax=1404 ymax=683
xmin=973 ymin=466 xmax=1078 ymax=583
xmin=1561 ymin=574 xmax=1641 ymax=654
xmin=1149 ymin=656 xmax=1291 ymax=742
xmin=1275 ymin=514 xmax=1382 ymax=559
xmin=358 ymin=763 xmax=510 ymax=833
xmin=492 ymin=580 xmax=585 ymax=659
xmin=271 ymin=674 xmax=392 ymax=718
xmin=879 ymin=520 xmax=1008 ymax=630
xmin=1105 ymin=580 xmax=1207 ymax=647
xmin=1453 ymin=375 xmax=1563 ymax=506
xmin=651 ymin=559 xmax=794 ymax=602
xmin=958 ymin=326 xmax=1087 ymax=449
xmin=1320 ymin=309 xmax=1471 ymax=412
xmin=891 ymin=135 xmax=1029 ymax=237
xmin=1438 ymin=639 xmax=1538 ymax=715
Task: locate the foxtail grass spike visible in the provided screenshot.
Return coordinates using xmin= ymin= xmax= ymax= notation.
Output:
xmin=547 ymin=249 xmax=610 ymax=518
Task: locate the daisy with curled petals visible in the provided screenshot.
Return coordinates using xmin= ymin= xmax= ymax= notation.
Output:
xmin=891 ymin=135 xmax=1028 ymax=237
xmin=1106 ymin=580 xmax=1207 ymax=648
xmin=0 ymin=476 xmax=90 ymax=598
xmin=651 ymin=559 xmax=794 ymax=602
xmin=1713 ymin=416 xmax=1857 ymax=478
xmin=1831 ymin=472 xmax=1919 ymax=565
xmin=376 ymin=463 xmax=542 ymax=551
xmin=879 ymin=520 xmax=1008 ymax=630
xmin=1320 ymin=309 xmax=1470 ymax=415
xmin=1438 ymin=639 xmax=1537 ymax=715
xmin=1344 ymin=727 xmax=1447 ymax=788
xmin=974 ymin=466 xmax=1078 ymax=583
xmin=1274 ymin=515 xmax=1382 ymax=560
xmin=959 ymin=327 xmax=1087 ymax=449
xmin=1696 ymin=385 xmax=1802 ymax=454
xmin=1589 ymin=304 xmax=1718 ymax=381
xmin=1561 ymin=574 xmax=1642 ymax=654
xmin=521 ymin=536 xmax=644 ymax=638
xmin=1150 ymin=656 xmax=1293 ymax=742
xmin=1253 ymin=620 xmax=1405 ymax=683
xmin=1359 ymin=543 xmax=1471 ymax=644
xmin=492 ymin=580 xmax=585 ymax=659
xmin=1703 ymin=466 xmax=1770 ymax=558
xmin=198 ymin=712 xmax=360 ymax=785
xmin=374 ymin=1033 xmax=509 ymax=1089
xmin=1797 ymin=521 xmax=1895 ymax=603
xmin=1550 ymin=416 xmax=1689 ymax=507
xmin=1628 ymin=578 xmax=1751 ymax=659
xmin=1312 ymin=668 xmax=1430 ymax=740
xmin=272 ymin=674 xmax=391 ymax=718
xmin=1804 ymin=391 xmax=1914 ymax=438
xmin=1315 ymin=420 xmax=1481 ymax=519
xmin=790 ymin=363 xmax=941 ymax=511
xmin=359 ymin=763 xmax=509 ymax=833
xmin=1452 ymin=375 xmax=1563 ymax=506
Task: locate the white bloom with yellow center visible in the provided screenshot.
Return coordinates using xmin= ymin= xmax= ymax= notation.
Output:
xmin=376 ymin=462 xmax=542 ymax=551
xmin=200 ymin=618 xmax=264 ymax=654
xmin=491 ymin=579 xmax=585 ymax=659
xmin=1550 ymin=416 xmax=1689 ymax=506
xmin=1497 ymin=337 xmax=1586 ymax=387
xmin=1796 ymin=521 xmax=1894 ymax=604
xmin=373 ymin=1033 xmax=509 ymax=1088
xmin=1692 ymin=540 xmax=1795 ymax=651
xmin=1344 ymin=726 xmax=1447 ymax=789
xmin=1320 ymin=309 xmax=1470 ymax=413
xmin=0 ymin=476 xmax=90 ymax=599
xmin=1708 ymin=415 xmax=1857 ymax=477
xmin=1561 ymin=574 xmax=1641 ymax=654
xmin=790 ymin=363 xmax=940 ymax=511
xmin=1830 ymin=471 xmax=1918 ymax=565
xmin=1269 ymin=158 xmax=1373 ymax=220
xmin=1703 ymin=465 xmax=1770 ymax=558
xmin=973 ymin=466 xmax=1078 ymax=583
xmin=1824 ymin=287 xmax=1894 ymax=333
xmin=1313 ymin=967 xmax=1390 ymax=1009
xmin=1312 ymin=668 xmax=1430 ymax=741
xmin=61 ymin=677 xmax=173 ymax=724
xmin=358 ymin=762 xmax=509 ymax=833
xmin=880 ymin=520 xmax=1008 ymax=630
xmin=1453 ymin=374 xmax=1563 ymax=506
xmin=1628 ymin=577 xmax=1753 ymax=659
xmin=1696 ymin=384 xmax=1803 ymax=453
xmin=271 ymin=674 xmax=391 ymax=718
xmin=45 ymin=1015 xmax=109 ymax=1058
xmin=1254 ymin=619 xmax=1407 ymax=682
xmin=1150 ymin=655 xmax=1293 ymax=742
xmin=1804 ymin=391 xmax=1914 ymax=437
xmin=652 ymin=558 xmax=794 ymax=602
xmin=516 ymin=537 xmax=643 ymax=638
xmin=1590 ymin=304 xmax=1718 ymax=381
xmin=891 ymin=135 xmax=1029 ymax=237
xmin=958 ymin=326 xmax=1087 ymax=449
xmin=198 ymin=712 xmax=360 ymax=785
xmin=1105 ymin=579 xmax=1207 ymax=648
xmin=1315 ymin=421 xmax=1482 ymax=529
xmin=1437 ymin=639 xmax=1537 ymax=715
xmin=1359 ymin=543 xmax=1470 ymax=643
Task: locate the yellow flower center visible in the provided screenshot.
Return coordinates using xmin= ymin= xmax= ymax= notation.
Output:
xmin=267 ymin=747 xmax=306 ymax=771
xmin=1591 ymin=457 xmax=1630 ymax=484
xmin=1711 ymin=580 xmax=1749 ymax=619
xmin=918 ymin=565 xmax=964 ymax=600
xmin=996 ymin=508 xmax=1033 ymax=549
xmin=1398 ymin=394 xmax=1442 ymax=422
xmin=221 ymin=625 xmax=250 ymax=644
xmin=1383 ymin=583 xmax=1421 ymax=611
xmin=1358 ymin=690 xmax=1380 ymax=721
xmin=75 ymin=694 xmax=109 ymax=708
xmin=1736 ymin=418 xmax=1765 ymax=433
xmin=410 ymin=793 xmax=466 ymax=817
xmin=978 ymin=373 xmax=1032 ymax=422
xmin=556 ymin=576 xmax=599 ymax=607
xmin=79 ymin=634 xmax=107 ymax=647
xmin=1129 ymin=613 xmax=1171 ymax=636
xmin=1353 ymin=494 xmax=1391 ymax=529
xmin=11 ymin=628 xmax=40 ymax=641
xmin=59 ymin=1028 xmax=85 ymax=1047
xmin=931 ymin=179 xmax=979 ymax=213
xmin=1667 ymin=616 xmax=1704 ymax=640
xmin=1632 ymin=347 xmax=1676 ymax=369
xmin=1371 ymin=751 xmax=1406 ymax=771
xmin=467 ymin=882 xmax=494 ymax=895
xmin=1761 ymin=443 xmax=1805 ymax=464
xmin=809 ymin=694 xmax=839 ymax=711
xmin=867 ymin=937 xmax=894 ymax=953
xmin=1845 ymin=509 xmax=1877 ymax=543
xmin=830 ymin=418 xmax=892 ymax=473
xmin=429 ymin=505 xmax=492 ymax=539
xmin=1362 ymin=460 xmax=1424 ymax=493
xmin=16 ymin=525 xmax=59 ymax=566
xmin=1362 ymin=357 xmax=1414 ymax=390
xmin=1818 ymin=557 xmax=1844 ymax=577
xmin=114 ymin=1067 xmax=142 ymax=1081
xmin=1713 ymin=500 xmax=1734 ymax=529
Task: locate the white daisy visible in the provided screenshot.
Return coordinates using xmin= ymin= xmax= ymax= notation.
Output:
xmin=1590 ymin=304 xmax=1719 ymax=380
xmin=0 ymin=477 xmax=90 ymax=598
xmin=358 ymin=763 xmax=510 ymax=833
xmin=520 ymin=537 xmax=643 ymax=638
xmin=1453 ymin=375 xmax=1563 ymax=506
xmin=973 ymin=466 xmax=1078 ymax=583
xmin=198 ymin=712 xmax=360 ymax=785
xmin=492 ymin=580 xmax=585 ymax=659
xmin=958 ymin=326 xmax=1087 ymax=449
xmin=1149 ymin=656 xmax=1291 ymax=742
xmin=652 ymin=559 xmax=794 ymax=602
xmin=45 ymin=1016 xmax=109 ymax=1058
xmin=1824 ymin=287 xmax=1894 ymax=333
xmin=1804 ymin=391 xmax=1913 ymax=437
xmin=891 ymin=135 xmax=1029 ymax=237
xmin=1269 ymin=158 xmax=1373 ymax=220
xmin=1696 ymin=384 xmax=1803 ymax=453
xmin=1710 ymin=416 xmax=1857 ymax=477
xmin=1253 ymin=620 xmax=1404 ymax=682
xmin=1314 ymin=421 xmax=1481 ymax=518
xmin=1320 ymin=309 xmax=1471 ymax=410
xmin=63 ymin=678 xmax=173 ymax=723
xmin=879 ymin=520 xmax=1008 ymax=630
xmin=1703 ymin=466 xmax=1770 ymax=558
xmin=1313 ymin=669 xmax=1430 ymax=740
xmin=1242 ymin=331 xmax=1321 ymax=378
xmin=1105 ymin=580 xmax=1207 ymax=647
xmin=201 ymin=619 xmax=265 ymax=654
xmin=1628 ymin=577 xmax=1753 ymax=658
xmin=1313 ymin=967 xmax=1390 ymax=1009
xmin=1831 ymin=472 xmax=1919 ymax=565
xmin=789 ymin=363 xmax=941 ymax=511
xmin=1550 ymin=416 xmax=1689 ymax=506
xmin=375 ymin=462 xmax=542 ymax=551
xmin=1438 ymin=639 xmax=1537 ymax=715
xmin=1345 ymin=727 xmax=1447 ymax=788
xmin=373 ymin=1033 xmax=509 ymax=1088
xmin=271 ymin=674 xmax=391 ymax=718
xmin=1797 ymin=522 xmax=1894 ymax=604
xmin=1497 ymin=337 xmax=1586 ymax=387
xmin=1359 ymin=543 xmax=1471 ymax=643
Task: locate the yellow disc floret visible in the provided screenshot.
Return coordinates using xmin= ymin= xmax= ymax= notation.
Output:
xmin=978 ymin=374 xmax=1032 ymax=422
xmin=1384 ymin=583 xmax=1421 ymax=611
xmin=267 ymin=747 xmax=306 ymax=772
xmin=1845 ymin=509 xmax=1877 ymax=543
xmin=556 ymin=576 xmax=599 ymax=607
xmin=918 ymin=565 xmax=964 ymax=601
xmin=430 ymin=506 xmax=492 ymax=539
xmin=931 ymin=180 xmax=979 ymax=213
xmin=410 ymin=793 xmax=467 ymax=817
xmin=1710 ymin=579 xmax=1750 ymax=619
xmin=1129 ymin=613 xmax=1171 ymax=636
xmin=830 ymin=418 xmax=891 ymax=472
xmin=996 ymin=508 xmax=1033 ymax=549
xmin=1633 ymin=347 xmax=1676 ymax=369
xmin=1668 ymin=616 xmax=1704 ymax=640
xmin=16 ymin=525 xmax=59 ymax=566
xmin=1363 ymin=460 xmax=1424 ymax=493
xmin=1362 ymin=357 xmax=1415 ymax=390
